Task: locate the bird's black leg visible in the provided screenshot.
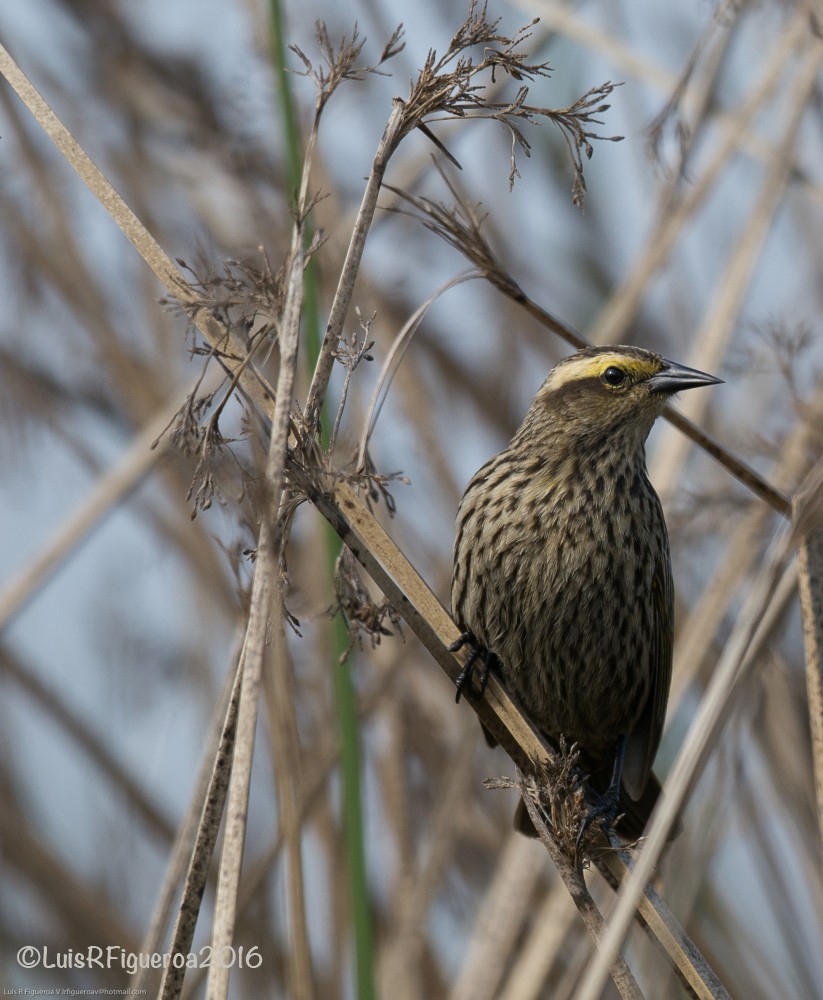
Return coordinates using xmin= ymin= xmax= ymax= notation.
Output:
xmin=575 ymin=733 xmax=627 ymax=853
xmin=450 ymin=632 xmax=497 ymax=703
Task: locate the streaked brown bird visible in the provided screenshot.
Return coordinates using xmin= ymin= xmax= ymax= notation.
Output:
xmin=450 ymin=345 xmax=722 ymax=838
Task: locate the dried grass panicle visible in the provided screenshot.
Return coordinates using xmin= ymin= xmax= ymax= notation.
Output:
xmin=385 ymin=165 xmax=523 ymax=299
xmin=484 ymin=740 xmax=617 ymax=868
xmin=164 ymin=255 xmax=287 ymax=350
xmin=336 ymin=459 xmax=408 ymax=515
xmin=290 ymin=21 xmax=406 ymax=112
xmin=329 ymin=315 xmax=376 ymax=454
xmin=333 ymin=546 xmax=404 ymax=658
xmin=396 ymin=0 xmax=620 ymax=194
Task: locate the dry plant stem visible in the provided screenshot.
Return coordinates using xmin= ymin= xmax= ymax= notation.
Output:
xmin=158 ymin=657 xmax=244 ymax=1000
xmin=207 ymin=239 xmax=305 ymax=1000
xmin=380 ymin=726 xmax=477 ymax=999
xmin=518 ymin=784 xmax=643 ymax=1000
xmin=515 ymin=0 xmax=823 ymax=203
xmin=205 ymin=542 xmax=272 ymax=1000
xmin=0 ymin=42 xmax=269 ymax=422
xmin=586 ymin=8 xmax=808 ymax=347
xmin=497 ymin=881 xmax=578 ymax=1000
xmin=131 ymin=657 xmax=237 ymax=995
xmin=0 ymin=380 xmax=200 ymax=630
xmin=448 ymin=833 xmax=545 ymax=1000
xmin=304 ymin=99 xmax=405 ymax=433
xmin=264 ymin=614 xmax=315 ymax=1000
xmin=0 ymin=44 xmax=190 ymax=301
xmin=595 ymin=852 xmax=731 ymax=1000
xmin=0 ymin=646 xmax=173 ymax=843
xmin=358 ymin=270 xmax=480 ymax=467
xmin=794 ymin=466 xmax=823 ymax=858
xmin=575 ymin=518 xmax=799 ymax=1000
xmin=651 ymin=36 xmax=823 ymax=494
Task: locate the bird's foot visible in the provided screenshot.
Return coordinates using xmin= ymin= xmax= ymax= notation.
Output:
xmin=450 ymin=632 xmax=497 ymax=703
xmin=575 ymin=734 xmax=627 ymax=856
xmin=575 ymin=786 xmax=621 ymax=856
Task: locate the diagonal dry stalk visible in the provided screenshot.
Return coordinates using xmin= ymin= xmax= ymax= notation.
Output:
xmin=794 ymin=461 xmax=823 ymax=858
xmin=650 ymin=32 xmax=823 ymax=495
xmin=447 ymin=832 xmax=549 ymax=1000
xmin=517 ymin=781 xmax=643 ymax=1000
xmin=586 ymin=6 xmax=809 ymax=349
xmin=157 ymin=657 xmax=244 ymax=1000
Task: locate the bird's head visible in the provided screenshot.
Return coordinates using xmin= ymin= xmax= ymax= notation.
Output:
xmin=521 ymin=345 xmax=722 ymax=448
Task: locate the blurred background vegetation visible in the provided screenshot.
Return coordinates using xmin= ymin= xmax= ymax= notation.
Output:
xmin=1 ymin=0 xmax=822 ymax=997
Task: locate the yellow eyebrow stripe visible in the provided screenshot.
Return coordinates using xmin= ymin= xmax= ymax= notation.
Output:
xmin=547 ymin=353 xmax=659 ymax=390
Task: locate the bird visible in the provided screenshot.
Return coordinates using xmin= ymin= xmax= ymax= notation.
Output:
xmin=450 ymin=345 xmax=722 ymax=840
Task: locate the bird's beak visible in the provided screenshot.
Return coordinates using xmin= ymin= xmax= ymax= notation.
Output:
xmin=648 ymin=359 xmax=724 ymax=394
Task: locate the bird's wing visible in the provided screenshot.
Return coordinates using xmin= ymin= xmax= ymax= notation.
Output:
xmin=623 ymin=549 xmax=675 ymax=800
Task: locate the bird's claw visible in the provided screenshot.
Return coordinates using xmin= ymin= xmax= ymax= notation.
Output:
xmin=450 ymin=632 xmax=496 ymax=703
xmin=575 ymin=733 xmax=627 ymax=855
xmin=575 ymin=788 xmax=621 ymax=856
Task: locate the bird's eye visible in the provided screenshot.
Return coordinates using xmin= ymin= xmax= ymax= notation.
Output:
xmin=602 ymin=366 xmax=626 ymax=387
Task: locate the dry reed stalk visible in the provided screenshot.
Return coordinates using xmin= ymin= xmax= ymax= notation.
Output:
xmin=794 ymin=462 xmax=823 ymax=857
xmin=157 ymin=657 xmax=244 ymax=1000
xmin=130 ymin=652 xmax=239 ymax=995
xmin=263 ymin=610 xmax=315 ymax=1000
xmin=586 ymin=8 xmax=808 ymax=347
xmin=206 ymin=226 xmax=306 ymax=998
xmin=305 ymin=102 xmax=406 ymax=431
xmin=448 ymin=833 xmax=545 ymax=1000
xmin=518 ymin=788 xmax=643 ymax=1000
xmin=597 ymin=851 xmax=732 ymax=1000
xmin=0 ymin=367 xmax=224 ymax=630
xmin=650 ymin=36 xmax=823 ymax=493
xmin=496 ymin=880 xmax=578 ymax=1000
xmin=671 ymin=388 xmax=823 ymax=706
xmin=378 ymin=726 xmax=477 ymax=1000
